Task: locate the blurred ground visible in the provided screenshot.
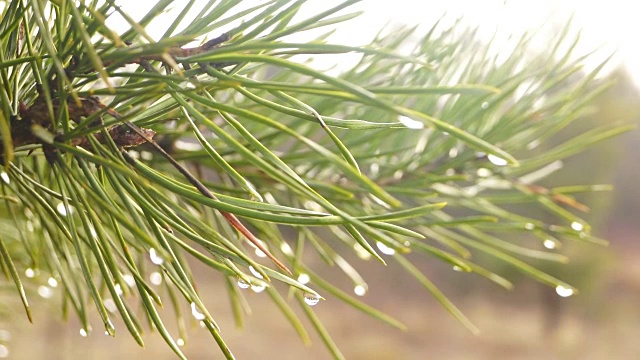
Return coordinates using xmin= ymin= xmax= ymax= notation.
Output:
xmin=4 ymin=228 xmax=640 ymax=360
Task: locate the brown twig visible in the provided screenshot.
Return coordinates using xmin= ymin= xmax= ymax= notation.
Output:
xmin=102 ymin=33 xmax=232 ymax=68
xmin=10 ymin=96 xmax=155 ymax=150
xmin=522 ymin=183 xmax=590 ymax=212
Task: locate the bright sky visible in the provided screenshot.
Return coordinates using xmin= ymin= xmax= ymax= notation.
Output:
xmin=332 ymin=0 xmax=635 ymax=83
xmin=109 ymin=1 xmax=637 ymax=86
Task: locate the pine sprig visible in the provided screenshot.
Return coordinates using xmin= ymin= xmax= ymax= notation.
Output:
xmin=0 ymin=1 xmax=631 ymax=359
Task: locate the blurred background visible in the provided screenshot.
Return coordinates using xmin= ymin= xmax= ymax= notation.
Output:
xmin=2 ymin=1 xmax=640 ymax=359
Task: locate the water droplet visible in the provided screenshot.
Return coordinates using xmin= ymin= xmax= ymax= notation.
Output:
xmin=177 ymin=338 xmax=185 ymax=347
xmin=370 ymin=163 xmax=379 ymax=177
xmin=104 ymin=299 xmax=117 ymax=313
xmin=398 ymin=115 xmax=424 ymax=129
xmin=190 ymin=302 xmax=206 ymax=321
xmin=249 ymin=239 xmax=267 ymax=256
xmin=250 ymin=283 xmax=266 ymax=293
xmin=47 ymin=277 xmax=58 ymax=287
xmin=487 ymin=154 xmax=508 ymax=166
xmin=79 ymin=328 xmax=88 ymax=337
xmin=38 ymin=286 xmax=53 ymax=298
xmin=370 ymin=194 xmax=392 ymax=208
xmin=463 ymin=187 xmax=478 ymax=197
xmin=481 ymin=101 xmax=489 ymax=109
xmin=353 ymin=243 xmax=372 ymax=260
xmin=543 ymin=239 xmax=557 ymax=249
xmin=123 ymin=274 xmax=135 ymax=287
xmin=452 ymin=266 xmax=463 ymax=272
xmin=476 ymin=168 xmax=492 ymax=177
xmin=175 ymin=140 xmax=202 ymax=151
xmin=297 ymin=273 xmax=310 ymax=284
xmin=128 ymin=150 xmax=140 ymax=159
xmin=140 ymin=151 xmax=153 ymax=160
xmin=527 ymin=139 xmax=541 ymax=150
xmin=105 ymin=320 xmax=115 ymax=336
xmin=0 ymin=344 xmax=9 ymax=358
xmin=280 ymin=242 xmax=293 ymax=255
xmin=56 ymin=203 xmax=67 ymax=216
xmin=376 ymin=242 xmax=396 ymax=256
xmin=354 ymin=285 xmax=367 ymax=296
xmin=249 ymin=266 xmax=264 ymax=279
xmin=524 ymin=223 xmax=535 ymax=230
xmin=0 ymin=172 xmax=9 ymax=184
xmin=89 ymin=226 xmax=98 ymax=239
xmin=555 ymin=285 xmax=574 ymax=297
xmin=303 ymin=293 xmax=321 ymax=306
xmin=571 ymin=222 xmax=584 ymax=231
xmin=149 ymin=272 xmax=162 ymax=285
xmin=56 ymin=202 xmax=73 ymax=216
xmin=149 ymin=248 xmax=164 ymax=265
xmin=237 ymin=278 xmax=250 ymax=289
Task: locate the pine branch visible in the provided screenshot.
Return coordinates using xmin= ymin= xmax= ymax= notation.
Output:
xmin=0 ymin=1 xmax=631 ymax=358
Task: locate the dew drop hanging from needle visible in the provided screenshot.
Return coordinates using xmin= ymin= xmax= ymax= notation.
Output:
xmin=303 ymin=293 xmax=320 ymax=306
xmin=237 ymin=278 xmax=250 ymax=289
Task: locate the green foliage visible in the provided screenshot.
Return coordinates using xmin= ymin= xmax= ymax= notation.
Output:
xmin=0 ymin=1 xmax=632 ymax=359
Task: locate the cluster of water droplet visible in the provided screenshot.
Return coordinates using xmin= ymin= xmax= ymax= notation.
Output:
xmin=235 ymin=266 xmax=322 ymax=306
xmin=25 ymin=268 xmax=123 ymax=337
xmin=24 ymin=268 xmax=60 ymax=301
xmin=235 ymin=275 xmax=266 ymax=293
